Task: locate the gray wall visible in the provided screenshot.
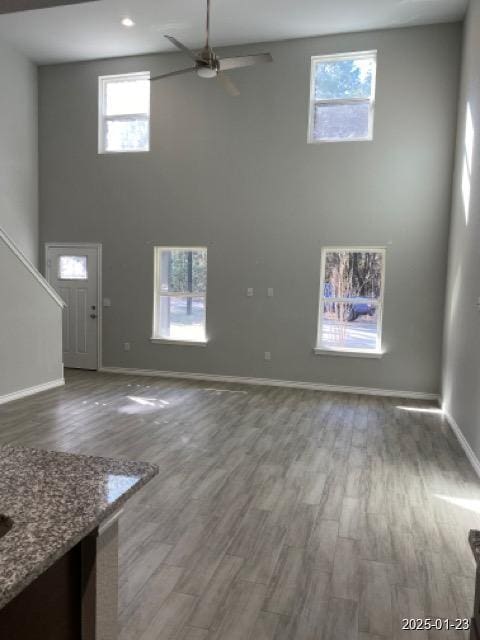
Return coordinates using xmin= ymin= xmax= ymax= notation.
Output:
xmin=0 ymin=39 xmax=38 ymax=264
xmin=0 ymin=38 xmax=62 ymax=400
xmin=0 ymin=240 xmax=63 ymax=396
xmin=443 ymin=2 xmax=480 ymax=449
xmin=39 ymin=23 xmax=461 ymax=394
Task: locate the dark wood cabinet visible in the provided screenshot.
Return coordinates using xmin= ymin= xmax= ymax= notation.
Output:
xmin=470 ymin=530 xmax=480 ymax=640
xmin=0 ymin=542 xmax=82 ymax=640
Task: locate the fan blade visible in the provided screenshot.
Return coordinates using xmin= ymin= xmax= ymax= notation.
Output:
xmin=217 ymin=72 xmax=240 ymax=97
xmin=151 ymin=67 xmax=197 ymax=81
xmin=0 ymin=0 xmax=98 ymax=13
xmin=219 ymin=53 xmax=273 ymax=72
xmin=164 ymin=35 xmax=199 ymax=62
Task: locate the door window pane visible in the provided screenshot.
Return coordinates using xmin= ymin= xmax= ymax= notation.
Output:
xmin=58 ymin=255 xmax=88 ymax=280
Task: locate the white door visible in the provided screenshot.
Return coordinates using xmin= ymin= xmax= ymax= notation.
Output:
xmin=46 ymin=244 xmax=100 ymax=370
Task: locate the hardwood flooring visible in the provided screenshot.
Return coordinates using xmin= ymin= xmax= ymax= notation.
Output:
xmin=1 ymin=369 xmax=479 ymax=639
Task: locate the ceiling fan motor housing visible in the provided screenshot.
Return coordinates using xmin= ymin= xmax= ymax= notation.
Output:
xmin=196 ymin=46 xmax=219 ymax=78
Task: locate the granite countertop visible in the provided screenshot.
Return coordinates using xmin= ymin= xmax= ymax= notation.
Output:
xmin=0 ymin=445 xmax=158 ymax=609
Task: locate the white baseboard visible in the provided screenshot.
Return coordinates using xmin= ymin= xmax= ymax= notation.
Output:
xmin=99 ymin=366 xmax=439 ymax=401
xmin=0 ymin=378 xmax=65 ymax=406
xmin=444 ymin=408 xmax=480 ymax=480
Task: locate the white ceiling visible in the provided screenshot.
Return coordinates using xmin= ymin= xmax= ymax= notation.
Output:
xmin=0 ymin=0 xmax=468 ymax=64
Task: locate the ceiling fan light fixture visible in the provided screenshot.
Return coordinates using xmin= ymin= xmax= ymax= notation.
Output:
xmin=197 ymin=67 xmax=217 ymax=79
xmin=121 ymin=17 xmax=135 ymax=28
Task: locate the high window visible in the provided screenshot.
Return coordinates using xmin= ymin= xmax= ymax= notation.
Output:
xmin=308 ymin=51 xmax=377 ymax=143
xmin=152 ymin=247 xmax=207 ymax=344
xmin=98 ymin=72 xmax=150 ymax=153
xmin=316 ymin=247 xmax=385 ymax=355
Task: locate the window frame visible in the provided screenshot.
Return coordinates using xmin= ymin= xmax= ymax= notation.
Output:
xmin=151 ymin=246 xmax=208 ymax=346
xmin=98 ymin=71 xmax=151 ymax=155
xmin=308 ymin=50 xmax=377 ymax=144
xmin=315 ymin=245 xmax=386 ymax=357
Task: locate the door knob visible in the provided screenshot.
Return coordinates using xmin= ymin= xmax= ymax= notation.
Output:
xmin=90 ymin=314 xmax=97 ymax=319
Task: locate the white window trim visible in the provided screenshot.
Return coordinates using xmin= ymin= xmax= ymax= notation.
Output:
xmin=150 ymin=338 xmax=208 ymax=347
xmin=98 ymin=71 xmax=151 ymax=155
xmin=313 ymin=347 xmax=384 ymax=358
xmin=315 ymin=245 xmax=386 ymax=357
xmin=151 ymin=246 xmax=208 ymax=346
xmin=308 ymin=50 xmax=377 ymax=144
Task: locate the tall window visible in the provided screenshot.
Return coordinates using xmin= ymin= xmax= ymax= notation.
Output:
xmin=308 ymin=51 xmax=377 ymax=143
xmin=316 ymin=247 xmax=385 ymax=355
xmin=152 ymin=247 xmax=207 ymax=344
xmin=98 ymin=72 xmax=150 ymax=153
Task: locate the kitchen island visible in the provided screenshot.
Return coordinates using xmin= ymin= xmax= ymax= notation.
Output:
xmin=0 ymin=445 xmax=158 ymax=640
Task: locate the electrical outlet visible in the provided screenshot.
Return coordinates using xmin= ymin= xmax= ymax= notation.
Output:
xmin=264 ymin=351 xmax=271 ymax=361
xmin=123 ymin=342 xmax=131 ymax=352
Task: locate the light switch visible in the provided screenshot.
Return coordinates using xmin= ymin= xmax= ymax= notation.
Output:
xmin=124 ymin=342 xmax=131 ymax=352
xmin=267 ymin=288 xmax=274 ymax=298
xmin=103 ymin=298 xmax=112 ymax=307
xmin=247 ymin=288 xmax=254 ymax=297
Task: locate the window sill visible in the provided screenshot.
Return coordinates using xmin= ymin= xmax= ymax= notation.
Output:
xmin=313 ymin=347 xmax=384 ymax=359
xmin=150 ymin=338 xmax=208 ymax=347
xmin=98 ymin=149 xmax=150 ymax=155
xmin=308 ymin=136 xmax=373 ymax=145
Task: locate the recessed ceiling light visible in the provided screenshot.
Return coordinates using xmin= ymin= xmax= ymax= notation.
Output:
xmin=121 ymin=17 xmax=135 ymax=28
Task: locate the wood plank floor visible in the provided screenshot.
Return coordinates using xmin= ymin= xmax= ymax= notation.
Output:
xmin=1 ymin=369 xmax=479 ymax=639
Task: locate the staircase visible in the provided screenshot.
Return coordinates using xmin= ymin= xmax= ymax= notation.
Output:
xmin=0 ymin=226 xmax=64 ymax=404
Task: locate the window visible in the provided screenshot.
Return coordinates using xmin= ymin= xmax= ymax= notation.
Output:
xmin=316 ymin=247 xmax=385 ymax=355
xmin=98 ymin=72 xmax=150 ymax=153
xmin=152 ymin=247 xmax=207 ymax=344
xmin=58 ymin=255 xmax=88 ymax=280
xmin=308 ymin=51 xmax=377 ymax=143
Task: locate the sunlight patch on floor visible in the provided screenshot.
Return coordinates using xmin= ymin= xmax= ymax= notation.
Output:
xmin=396 ymin=405 xmax=443 ymax=415
xmin=435 ymin=494 xmax=480 ymax=514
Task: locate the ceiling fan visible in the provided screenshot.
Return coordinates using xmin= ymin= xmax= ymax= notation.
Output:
xmin=0 ymin=0 xmax=98 ymax=14
xmin=151 ymin=0 xmax=273 ymax=96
